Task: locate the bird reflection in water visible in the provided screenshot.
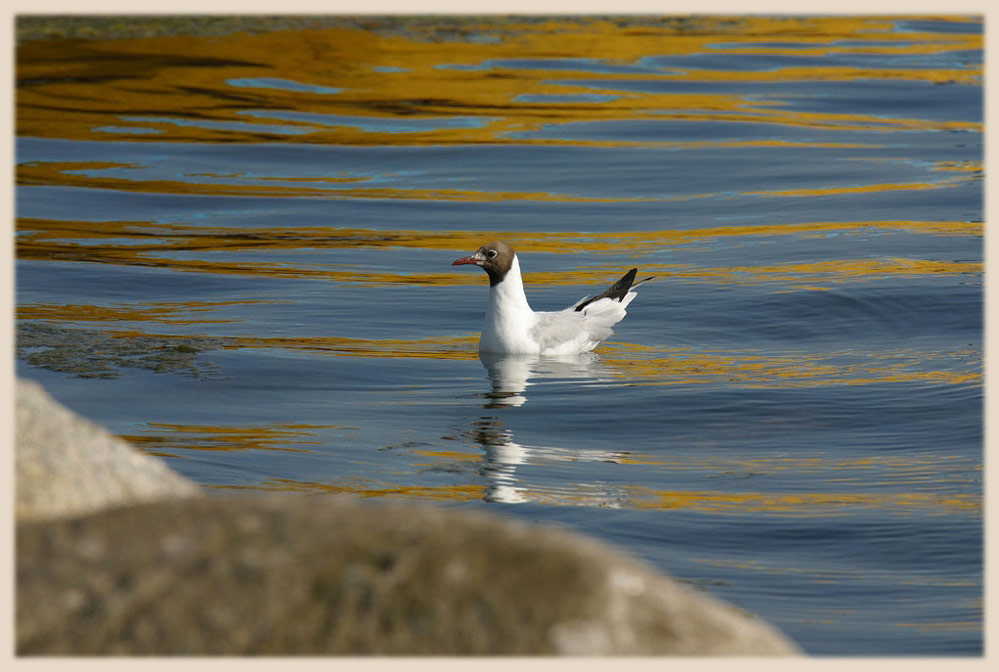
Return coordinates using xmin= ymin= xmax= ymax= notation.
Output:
xmin=471 ymin=353 xmax=629 ymax=505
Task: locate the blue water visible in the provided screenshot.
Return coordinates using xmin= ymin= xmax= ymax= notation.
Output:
xmin=15 ymin=16 xmax=982 ymax=655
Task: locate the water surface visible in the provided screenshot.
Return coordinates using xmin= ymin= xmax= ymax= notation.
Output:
xmin=15 ymin=15 xmax=982 ymax=655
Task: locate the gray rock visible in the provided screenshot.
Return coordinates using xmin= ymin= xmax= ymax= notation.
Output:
xmin=15 ymin=378 xmax=201 ymax=522
xmin=17 ymin=496 xmax=801 ymax=655
xmin=14 ymin=377 xmax=800 ymax=655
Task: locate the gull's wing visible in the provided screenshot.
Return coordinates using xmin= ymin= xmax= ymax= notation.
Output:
xmin=528 ymin=269 xmax=654 ymax=354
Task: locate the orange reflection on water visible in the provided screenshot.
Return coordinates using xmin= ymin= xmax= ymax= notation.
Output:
xmin=17 ymin=300 xmax=274 ymax=325
xmin=212 ymin=479 xmax=488 ymax=502
xmin=122 ymin=422 xmax=339 ymax=456
xmin=599 ymin=344 xmax=980 ymax=388
xmin=687 ymin=257 xmax=982 ymax=285
xmin=234 ymin=334 xmax=479 ymax=361
xmin=16 ymin=216 xmax=982 ymax=289
xmin=17 ymin=154 xmax=981 ymax=204
xmin=16 ymin=16 xmax=982 ymax=146
xmin=195 ymin=475 xmax=979 ymax=516
xmin=622 ymin=487 xmax=979 ymax=516
xmin=35 ymin=325 xmax=969 ymax=390
xmin=744 ymin=178 xmax=968 ymax=199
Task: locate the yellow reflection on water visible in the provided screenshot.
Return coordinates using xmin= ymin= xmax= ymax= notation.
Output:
xmin=16 ymin=16 xmax=982 ymax=146
xmin=15 ymin=323 xmax=978 ymax=388
xmin=234 ymin=334 xmax=479 ymax=361
xmin=17 ymin=155 xmax=982 ymax=204
xmin=686 ymin=258 xmax=982 ymax=285
xmin=212 ymin=479 xmax=488 ymax=502
xmin=622 ymin=487 xmax=979 ymax=516
xmin=122 ymin=422 xmax=339 ymax=456
xmin=221 ymin=335 xmax=978 ymax=388
xmin=16 ymin=216 xmax=982 ymax=288
xmin=198 ymin=475 xmax=979 ymax=517
xmin=17 ymin=300 xmax=275 ymax=324
xmin=744 ymin=179 xmax=967 ymax=199
xmin=895 ymin=621 xmax=981 ymax=633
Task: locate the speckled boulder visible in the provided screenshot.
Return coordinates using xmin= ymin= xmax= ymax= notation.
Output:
xmin=16 ymin=495 xmax=801 ymax=655
xmin=15 ymin=378 xmax=200 ymax=522
xmin=14 ymin=377 xmax=800 ymax=655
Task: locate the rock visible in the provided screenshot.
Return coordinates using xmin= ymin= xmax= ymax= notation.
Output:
xmin=16 ymin=496 xmax=801 ymax=655
xmin=14 ymin=377 xmax=800 ymax=655
xmin=15 ymin=378 xmax=201 ymax=522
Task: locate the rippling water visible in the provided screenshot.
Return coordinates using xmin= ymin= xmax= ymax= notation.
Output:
xmin=15 ymin=15 xmax=982 ymax=655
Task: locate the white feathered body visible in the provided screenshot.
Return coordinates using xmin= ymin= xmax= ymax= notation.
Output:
xmin=479 ymin=256 xmax=638 ymax=355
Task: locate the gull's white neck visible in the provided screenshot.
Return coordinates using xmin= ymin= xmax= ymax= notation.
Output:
xmin=481 ymin=255 xmax=538 ymax=353
xmin=489 ymin=255 xmax=531 ymax=312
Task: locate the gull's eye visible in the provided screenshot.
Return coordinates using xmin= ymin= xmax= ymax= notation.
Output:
xmin=487 ymin=249 xmax=498 ymax=259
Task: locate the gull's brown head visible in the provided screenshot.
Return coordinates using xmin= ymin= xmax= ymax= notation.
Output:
xmin=452 ymin=241 xmax=516 ymax=286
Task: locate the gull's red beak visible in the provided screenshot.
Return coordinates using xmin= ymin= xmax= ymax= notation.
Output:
xmin=452 ymin=253 xmax=483 ymax=266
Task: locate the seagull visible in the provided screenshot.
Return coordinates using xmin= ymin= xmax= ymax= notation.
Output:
xmin=452 ymin=241 xmax=653 ymax=355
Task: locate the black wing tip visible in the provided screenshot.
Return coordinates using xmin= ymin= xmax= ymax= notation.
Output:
xmin=609 ymin=268 xmax=638 ymax=300
xmin=574 ymin=268 xmax=643 ymax=312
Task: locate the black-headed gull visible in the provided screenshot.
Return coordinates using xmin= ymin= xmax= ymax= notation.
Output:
xmin=452 ymin=241 xmax=652 ymax=355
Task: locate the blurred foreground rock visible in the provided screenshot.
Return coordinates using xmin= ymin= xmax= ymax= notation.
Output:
xmin=16 ymin=378 xmax=200 ymax=522
xmin=15 ymin=378 xmax=801 ymax=655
